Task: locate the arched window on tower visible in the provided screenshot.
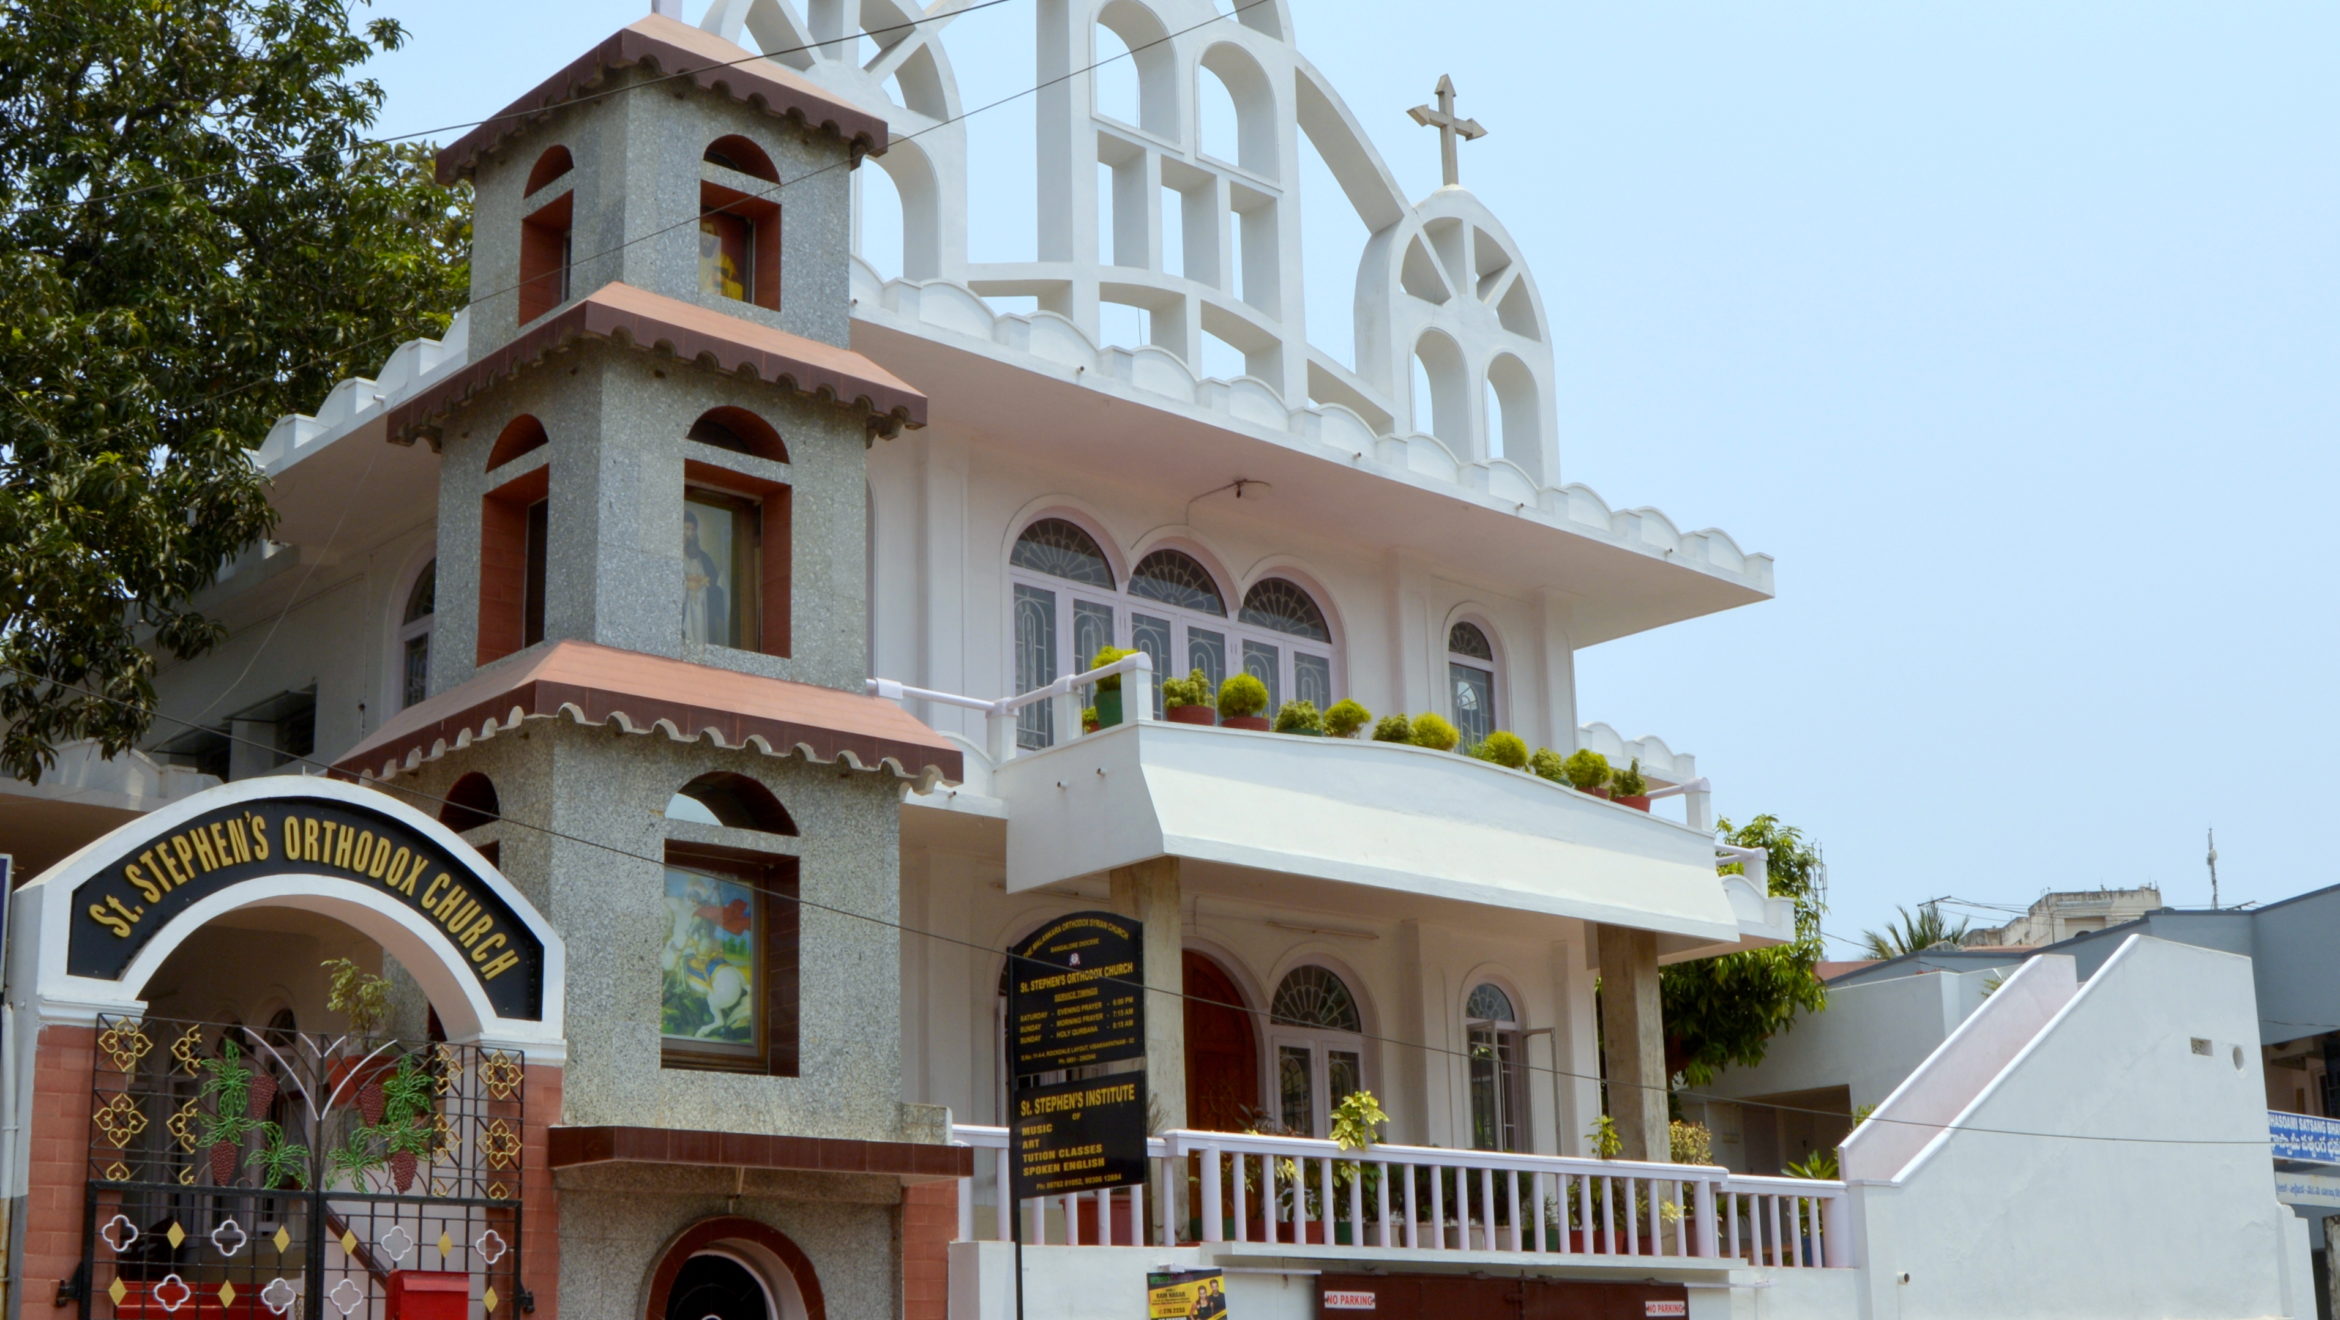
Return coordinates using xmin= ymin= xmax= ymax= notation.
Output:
xmin=701 ymin=137 xmax=781 ymax=310
xmin=518 ymin=146 xmax=575 ymax=324
xmin=1447 ymin=621 xmax=1496 ymax=748
xmin=1466 ymin=982 xmax=1527 ymax=1152
xmin=398 ymin=560 xmax=435 ymax=709
xmin=1270 ymin=965 xmax=1366 ymax=1138
xmin=1008 ymin=518 xmax=1119 ymax=748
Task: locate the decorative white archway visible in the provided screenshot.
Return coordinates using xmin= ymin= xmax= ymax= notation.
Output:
xmin=9 ymin=775 xmax=567 ymax=1062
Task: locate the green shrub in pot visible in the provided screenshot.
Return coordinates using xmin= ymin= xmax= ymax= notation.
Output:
xmin=1408 ymin=712 xmax=1460 ymax=751
xmin=1528 ymin=747 xmax=1566 ymax=782
xmin=1560 ymin=748 xmax=1611 ymax=794
xmin=1473 ymin=731 xmax=1529 ymax=768
xmin=1217 ymin=672 xmax=1271 ymax=725
xmin=1611 ymin=758 xmax=1649 ymax=798
xmin=1273 ymin=700 xmax=1324 ymax=735
xmin=1371 ymin=713 xmax=1414 ymax=743
xmin=1323 ymin=698 xmax=1372 ymax=739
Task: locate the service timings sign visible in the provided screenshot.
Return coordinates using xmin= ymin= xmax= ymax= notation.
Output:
xmin=1006 ymin=910 xmax=1144 ymax=1076
xmin=1010 ymin=1074 xmax=1150 ymax=1200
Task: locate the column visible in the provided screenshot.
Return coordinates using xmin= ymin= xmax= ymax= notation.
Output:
xmin=1109 ymin=856 xmax=1186 ymax=1131
xmin=1595 ymin=923 xmax=1668 ymax=1164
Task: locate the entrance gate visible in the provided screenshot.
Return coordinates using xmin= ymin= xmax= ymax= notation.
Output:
xmin=77 ymin=1015 xmax=526 ymax=1320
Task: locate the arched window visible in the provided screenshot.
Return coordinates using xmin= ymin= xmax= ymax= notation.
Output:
xmin=398 ymin=560 xmax=435 ymax=709
xmin=523 ymin=145 xmax=573 ymax=195
xmin=518 ymin=150 xmax=574 ymax=324
xmin=701 ymin=139 xmax=781 ymax=310
xmin=704 ymin=135 xmax=778 ymax=183
xmin=687 ymin=407 xmax=788 ymax=464
xmin=1466 ymin=982 xmax=1526 ymax=1152
xmin=1126 ymin=548 xmax=1228 ymax=717
xmin=665 ymin=772 xmax=797 ymax=836
xmin=441 ymin=772 xmax=500 ymax=833
xmin=1008 ymin=518 xmax=1118 ymax=748
xmin=1237 ymin=578 xmax=1335 ymax=712
xmin=1447 ymin=621 xmax=1496 ymax=748
xmin=486 ymin=414 xmax=548 ymax=471
xmin=1269 ymin=965 xmax=1365 ymax=1138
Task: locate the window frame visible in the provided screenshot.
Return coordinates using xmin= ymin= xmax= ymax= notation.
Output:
xmin=391 ymin=555 xmax=436 ymax=712
xmin=682 ymin=458 xmax=793 ymax=658
xmin=1464 ymin=980 xmax=1529 ymax=1152
xmin=1446 ymin=619 xmax=1500 ymax=749
xmin=1266 ymin=964 xmax=1369 ymax=1139
xmin=659 ymin=843 xmax=801 ymax=1077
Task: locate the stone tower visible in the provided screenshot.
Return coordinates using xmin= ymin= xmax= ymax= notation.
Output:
xmin=343 ymin=16 xmax=965 ymax=1319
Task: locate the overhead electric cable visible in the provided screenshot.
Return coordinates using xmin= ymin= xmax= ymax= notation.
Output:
xmin=2 ymin=662 xmax=2282 ymax=1152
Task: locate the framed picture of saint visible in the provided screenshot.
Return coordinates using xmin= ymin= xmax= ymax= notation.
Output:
xmin=683 ymin=490 xmax=761 ymax=649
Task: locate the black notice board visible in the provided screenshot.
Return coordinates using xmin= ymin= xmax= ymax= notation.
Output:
xmin=1010 ymin=1073 xmax=1150 ymax=1200
xmin=1006 ymin=910 xmax=1144 ymax=1077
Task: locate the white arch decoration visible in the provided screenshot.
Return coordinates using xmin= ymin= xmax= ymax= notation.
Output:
xmin=700 ymin=0 xmax=1564 ymax=483
xmin=8 ymin=775 xmax=567 ymax=1062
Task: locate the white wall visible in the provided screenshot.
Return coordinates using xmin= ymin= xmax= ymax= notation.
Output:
xmin=1849 ymin=937 xmax=2313 ymax=1319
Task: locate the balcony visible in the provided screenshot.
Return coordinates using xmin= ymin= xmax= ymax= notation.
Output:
xmin=874 ymin=658 xmax=1792 ymax=954
xmin=949 ymin=1124 xmax=1850 ymax=1269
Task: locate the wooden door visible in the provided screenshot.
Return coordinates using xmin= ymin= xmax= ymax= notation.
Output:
xmin=1183 ymin=951 xmax=1259 ymax=1132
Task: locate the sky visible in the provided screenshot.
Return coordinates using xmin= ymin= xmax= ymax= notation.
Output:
xmin=361 ymin=0 xmax=2340 ymax=956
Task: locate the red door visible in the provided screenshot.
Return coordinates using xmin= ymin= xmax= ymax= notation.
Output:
xmin=1184 ymin=952 xmax=1259 ymax=1132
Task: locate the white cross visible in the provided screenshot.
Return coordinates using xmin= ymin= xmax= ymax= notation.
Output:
xmin=1407 ymin=75 xmax=1486 ymax=189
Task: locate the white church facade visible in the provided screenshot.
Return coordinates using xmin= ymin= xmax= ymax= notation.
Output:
xmin=0 ymin=2 xmax=2314 ymax=1318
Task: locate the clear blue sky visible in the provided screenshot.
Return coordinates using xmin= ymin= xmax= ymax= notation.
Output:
xmin=363 ymin=1 xmax=2340 ymax=954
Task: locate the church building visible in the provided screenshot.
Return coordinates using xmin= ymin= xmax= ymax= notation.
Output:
xmin=0 ymin=2 xmax=2313 ymax=1319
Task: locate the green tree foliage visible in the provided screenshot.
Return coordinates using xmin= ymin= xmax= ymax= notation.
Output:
xmin=1860 ymin=904 xmax=1972 ymax=959
xmin=1659 ymin=814 xmax=1828 ymax=1087
xmin=0 ymin=0 xmax=471 ymax=780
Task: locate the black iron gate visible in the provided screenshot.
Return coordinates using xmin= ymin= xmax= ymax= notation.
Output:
xmin=81 ymin=1015 xmax=525 ymax=1319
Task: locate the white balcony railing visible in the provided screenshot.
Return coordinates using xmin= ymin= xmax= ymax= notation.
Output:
xmin=950 ymin=1125 xmax=1851 ymax=1269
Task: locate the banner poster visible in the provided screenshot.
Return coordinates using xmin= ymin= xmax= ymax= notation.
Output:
xmin=1006 ymin=909 xmax=1144 ymax=1077
xmin=1010 ymin=1073 xmax=1150 ymax=1200
xmin=1147 ymin=1269 xmax=1227 ymax=1319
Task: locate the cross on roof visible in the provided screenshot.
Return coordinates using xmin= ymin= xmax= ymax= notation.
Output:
xmin=1407 ymin=75 xmax=1486 ymax=189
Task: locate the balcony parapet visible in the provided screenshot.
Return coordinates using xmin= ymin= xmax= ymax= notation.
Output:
xmin=949 ymin=1124 xmax=1851 ymax=1269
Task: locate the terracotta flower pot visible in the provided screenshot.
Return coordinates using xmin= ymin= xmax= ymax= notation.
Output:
xmin=1166 ymin=705 xmax=1217 ymax=726
xmin=1222 ymin=715 xmax=1270 ymax=731
xmin=1616 ymin=794 xmax=1651 ymax=812
xmin=1577 ymin=785 xmax=1612 ymax=801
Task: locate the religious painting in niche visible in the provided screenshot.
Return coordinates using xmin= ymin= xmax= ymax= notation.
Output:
xmin=683 ymin=491 xmax=761 ymax=648
xmin=700 ymin=210 xmax=754 ymax=301
xmin=662 ymin=863 xmax=760 ymax=1054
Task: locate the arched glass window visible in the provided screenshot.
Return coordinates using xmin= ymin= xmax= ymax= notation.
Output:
xmin=1237 ymin=578 xmax=1335 ymax=713
xmin=398 ymin=561 xmax=436 ymax=709
xmin=1126 ymin=549 xmax=1228 ymax=717
xmin=1466 ymin=982 xmax=1526 ymax=1152
xmin=1270 ymin=966 xmax=1364 ymax=1137
xmin=1448 ymin=621 xmax=1496 ymax=749
xmin=1009 ymin=519 xmax=1118 ymax=747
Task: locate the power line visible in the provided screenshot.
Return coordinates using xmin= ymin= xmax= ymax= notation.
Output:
xmin=4 ymin=663 xmax=2280 ymax=1152
xmin=15 ymin=0 xmax=1024 ymax=220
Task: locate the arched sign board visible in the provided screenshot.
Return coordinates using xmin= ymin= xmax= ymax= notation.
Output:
xmin=66 ymin=794 xmax=545 ymax=1021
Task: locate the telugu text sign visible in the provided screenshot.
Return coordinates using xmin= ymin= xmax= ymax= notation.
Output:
xmin=1010 ymin=1074 xmax=1149 ymax=1200
xmin=2269 ymin=1109 xmax=2340 ymax=1166
xmin=1006 ymin=910 xmax=1143 ymax=1076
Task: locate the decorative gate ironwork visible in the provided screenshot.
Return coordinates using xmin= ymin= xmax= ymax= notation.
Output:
xmin=80 ymin=1016 xmax=525 ymax=1319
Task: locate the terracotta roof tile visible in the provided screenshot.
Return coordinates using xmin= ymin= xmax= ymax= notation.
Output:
xmin=384 ymin=282 xmax=926 ymax=441
xmin=437 ymin=15 xmax=888 ymax=185
xmin=335 ymin=640 xmax=962 ymax=788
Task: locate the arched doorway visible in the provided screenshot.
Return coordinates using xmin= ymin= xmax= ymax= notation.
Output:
xmin=1183 ymin=951 xmax=1258 ymax=1132
xmin=666 ymin=1252 xmax=774 ymax=1320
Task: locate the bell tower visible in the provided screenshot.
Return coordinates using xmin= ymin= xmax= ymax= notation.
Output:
xmin=344 ymin=16 xmax=964 ymax=1320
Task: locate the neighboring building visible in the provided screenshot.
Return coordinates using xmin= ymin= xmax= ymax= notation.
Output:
xmin=1965 ymin=886 xmax=2164 ymax=947
xmin=0 ymin=2 xmax=2312 ymax=1318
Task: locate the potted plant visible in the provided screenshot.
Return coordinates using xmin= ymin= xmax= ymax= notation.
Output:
xmin=1089 ymin=645 xmax=1138 ymax=728
xmin=1217 ymin=673 xmax=1271 ymax=731
xmin=1408 ymin=712 xmax=1459 ymax=752
xmin=1528 ymin=746 xmax=1566 ymax=782
xmin=1611 ymin=758 xmax=1651 ymax=811
xmin=1323 ymin=699 xmax=1371 ymax=739
xmin=1163 ymin=668 xmax=1216 ymax=726
xmin=323 ymin=958 xmax=398 ymax=1123
xmin=1272 ymin=700 xmax=1323 ymax=736
xmin=1370 ymin=713 xmax=1414 ymax=743
xmin=1471 ymin=730 xmax=1529 ymax=769
xmin=1560 ymin=749 xmax=1612 ymax=799
xmin=195 ymin=1040 xmax=263 ymax=1185
xmin=1080 ymin=705 xmax=1100 ymax=734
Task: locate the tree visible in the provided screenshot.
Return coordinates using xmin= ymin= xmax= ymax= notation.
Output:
xmin=1659 ymin=814 xmax=1828 ymax=1088
xmin=0 ymin=0 xmax=471 ymax=781
xmin=1860 ymin=904 xmax=1972 ymax=959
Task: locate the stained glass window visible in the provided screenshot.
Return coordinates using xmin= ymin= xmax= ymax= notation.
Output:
xmin=1130 ymin=549 xmax=1225 ymax=615
xmin=1271 ymin=966 xmax=1361 ymax=1032
xmin=1011 ymin=518 xmax=1116 ymax=586
xmin=1239 ymin=578 xmax=1331 ymax=641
